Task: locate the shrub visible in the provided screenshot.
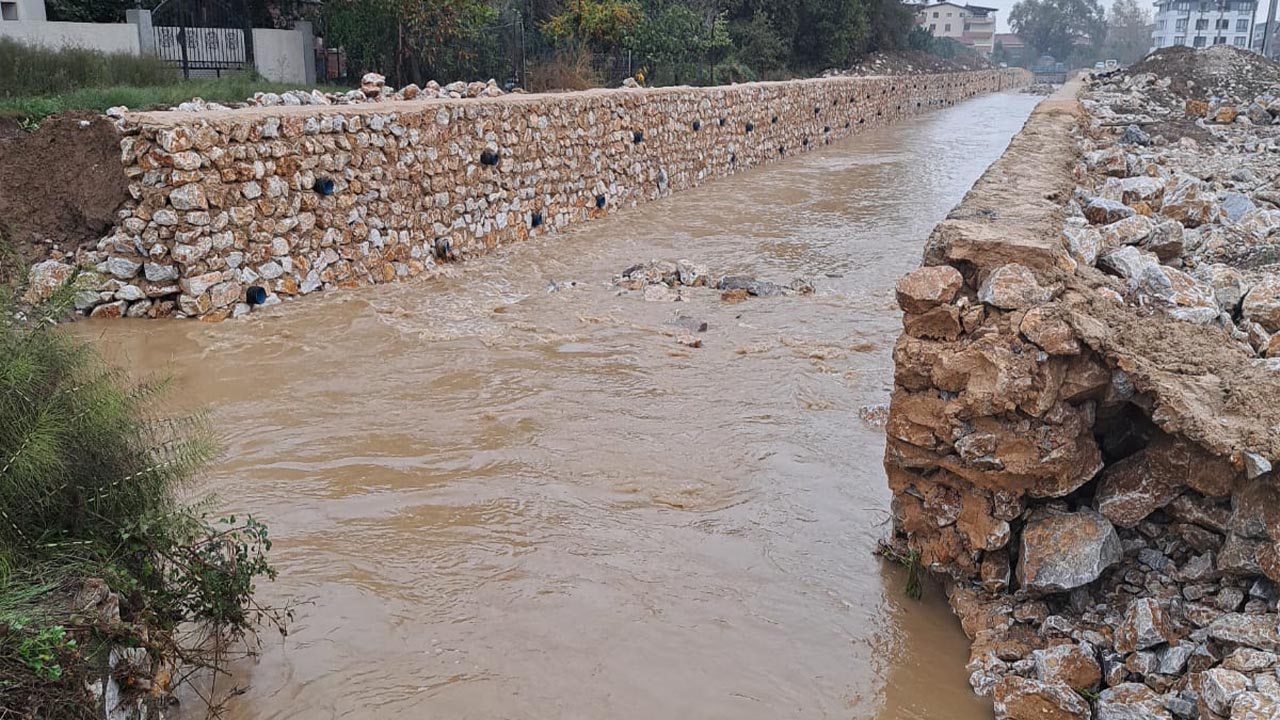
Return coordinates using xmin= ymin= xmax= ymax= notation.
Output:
xmin=0 ymin=38 xmax=173 ymax=98
xmin=0 ymin=288 xmax=283 ymax=717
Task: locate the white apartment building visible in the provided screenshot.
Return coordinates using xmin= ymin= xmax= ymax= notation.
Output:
xmin=1150 ymin=0 xmax=1257 ymax=50
xmin=916 ymin=2 xmax=999 ymax=56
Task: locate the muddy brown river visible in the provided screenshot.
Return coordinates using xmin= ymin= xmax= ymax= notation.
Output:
xmin=85 ymin=91 xmax=1041 ymax=719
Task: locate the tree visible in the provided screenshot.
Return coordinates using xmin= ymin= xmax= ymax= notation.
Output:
xmin=542 ymin=0 xmax=644 ymax=54
xmin=1105 ymin=0 xmax=1153 ymax=65
xmin=1009 ymin=0 xmax=1106 ymax=66
xmin=323 ymin=0 xmax=504 ymax=86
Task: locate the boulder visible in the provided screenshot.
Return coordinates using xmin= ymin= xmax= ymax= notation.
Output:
xmin=992 ymin=677 xmax=1091 ymax=720
xmin=1142 ymin=220 xmax=1184 ymax=261
xmin=1207 ymin=613 xmax=1280 ymax=651
xmin=1099 ymin=246 xmax=1161 ymax=282
xmin=1032 ymin=643 xmax=1101 ymax=690
xmin=1095 ymin=451 xmax=1182 ymax=528
xmin=1232 ymin=692 xmax=1280 ymax=720
xmin=977 ymin=264 xmax=1054 ymax=310
xmin=1020 ymin=306 xmax=1080 ymax=355
xmin=23 ymin=260 xmax=74 ymax=305
xmin=1064 ymin=222 xmax=1102 ymax=266
xmin=895 ymin=265 xmax=964 ymax=314
xmin=1243 ymin=274 xmax=1280 ymax=333
xmin=1192 ymin=264 xmax=1248 ymax=314
xmin=1018 ymin=509 xmax=1122 ymax=594
xmin=1196 ymin=668 xmax=1249 ymax=716
xmin=1085 ymin=197 xmax=1137 ymax=225
xmin=1100 ymin=215 xmax=1155 ymax=246
xmin=1095 ymin=683 xmax=1171 ymax=720
xmin=1114 ymin=597 xmax=1175 ymax=653
xmin=1161 ymin=174 xmax=1218 ymax=228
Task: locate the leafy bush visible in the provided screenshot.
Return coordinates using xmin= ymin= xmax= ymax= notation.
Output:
xmin=0 ymin=288 xmax=282 ymax=717
xmin=0 ymin=38 xmax=173 ymax=99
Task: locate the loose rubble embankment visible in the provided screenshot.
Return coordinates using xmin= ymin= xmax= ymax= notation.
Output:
xmin=17 ymin=68 xmax=1026 ymax=321
xmin=884 ymin=46 xmax=1280 ymax=720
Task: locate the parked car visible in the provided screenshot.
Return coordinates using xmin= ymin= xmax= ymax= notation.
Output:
xmin=1094 ymin=60 xmax=1106 ymax=70
xmin=1105 ymin=59 xmax=1119 ymax=70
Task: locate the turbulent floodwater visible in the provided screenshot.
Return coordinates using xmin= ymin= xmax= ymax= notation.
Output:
xmin=85 ymin=91 xmax=1041 ymax=720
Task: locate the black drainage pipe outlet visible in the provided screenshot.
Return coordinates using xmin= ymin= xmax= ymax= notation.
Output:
xmin=433 ymin=238 xmax=452 ymax=260
xmin=771 ymin=115 xmax=778 ymax=124
xmin=778 ymin=146 xmax=786 ymax=155
xmin=745 ymin=121 xmax=754 ymax=133
xmin=480 ymin=149 xmax=500 ymax=166
xmin=730 ymin=152 xmax=737 ymax=164
xmin=246 ymin=285 xmax=267 ymax=305
xmin=719 ymin=117 xmax=726 ymax=127
xmin=823 ymin=126 xmax=830 ymax=133
xmin=802 ymin=137 xmax=809 ymax=146
xmin=633 ymin=130 xmax=644 ymax=144
xmin=814 ymin=105 xmax=821 ymax=115
xmin=531 ymin=211 xmax=544 ymax=229
xmin=693 ymin=119 xmax=701 ymax=131
xmin=596 ymin=194 xmax=606 ymax=209
xmin=313 ymin=177 xmax=335 ymax=195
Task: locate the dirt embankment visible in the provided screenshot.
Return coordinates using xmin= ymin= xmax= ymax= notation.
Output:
xmin=0 ymin=113 xmax=128 ymax=269
xmin=884 ymin=49 xmax=1280 ymax=720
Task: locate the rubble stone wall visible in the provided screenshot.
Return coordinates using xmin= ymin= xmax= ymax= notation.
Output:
xmin=886 ymin=75 xmax=1280 ymax=719
xmin=86 ymin=69 xmax=1028 ymax=320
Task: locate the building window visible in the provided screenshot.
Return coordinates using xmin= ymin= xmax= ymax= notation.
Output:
xmin=1174 ymin=35 xmax=1185 ymax=44
xmin=1176 ymin=18 xmax=1188 ymax=30
xmin=933 ymin=11 xmax=939 ymax=17
xmin=964 ymin=22 xmax=971 ymax=30
xmin=1195 ymin=19 xmax=1208 ymax=30
xmin=1215 ymin=18 xmax=1229 ymax=29
xmin=945 ymin=23 xmax=951 ymax=31
xmin=929 ymin=23 xmax=936 ymax=30
xmin=1235 ymin=35 xmax=1247 ymax=44
xmin=1214 ymin=35 xmax=1226 ymax=43
xmin=1157 ymin=19 xmax=1166 ymax=29
xmin=1193 ymin=35 xmax=1207 ymax=46
xmin=1237 ymin=18 xmax=1249 ymax=31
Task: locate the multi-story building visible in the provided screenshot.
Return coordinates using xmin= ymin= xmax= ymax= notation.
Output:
xmin=1251 ymin=19 xmax=1280 ymax=58
xmin=1150 ymin=0 xmax=1257 ymax=50
xmin=916 ymin=2 xmax=999 ymax=56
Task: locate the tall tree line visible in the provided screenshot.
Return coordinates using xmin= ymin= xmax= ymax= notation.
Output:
xmin=43 ymin=0 xmax=927 ymax=87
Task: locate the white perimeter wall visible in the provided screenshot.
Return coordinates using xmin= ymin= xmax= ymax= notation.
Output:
xmin=0 ymin=18 xmax=310 ymax=84
xmin=0 ymin=20 xmax=139 ymax=54
xmin=252 ymin=27 xmax=307 ymax=84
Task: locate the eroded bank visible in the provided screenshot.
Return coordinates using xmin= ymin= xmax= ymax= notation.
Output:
xmin=884 ymin=67 xmax=1280 ymax=719
xmin=56 ymin=69 xmax=1028 ymax=320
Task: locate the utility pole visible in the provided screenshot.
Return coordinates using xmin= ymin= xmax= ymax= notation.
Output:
xmin=1264 ymin=0 xmax=1278 ymax=57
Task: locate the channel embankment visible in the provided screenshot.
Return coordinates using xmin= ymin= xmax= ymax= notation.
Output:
xmin=885 ymin=52 xmax=1280 ymax=720
xmin=20 ymin=69 xmax=1028 ymax=320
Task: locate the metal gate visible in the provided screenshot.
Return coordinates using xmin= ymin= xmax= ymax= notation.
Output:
xmin=152 ymin=0 xmax=254 ymax=79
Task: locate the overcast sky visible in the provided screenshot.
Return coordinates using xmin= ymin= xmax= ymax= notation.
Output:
xmin=981 ymin=0 xmax=1153 ymax=32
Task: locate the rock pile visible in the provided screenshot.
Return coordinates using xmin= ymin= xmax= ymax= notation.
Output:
xmin=1083 ymin=49 xmax=1280 ymax=362
xmin=613 ymin=259 xmax=814 ymax=302
xmin=883 ymin=48 xmax=1280 ymax=720
xmin=104 ymin=74 xmax=513 ymax=117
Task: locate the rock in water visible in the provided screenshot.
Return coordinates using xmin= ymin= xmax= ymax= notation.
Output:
xmin=1017 ymin=509 xmax=1122 ymax=594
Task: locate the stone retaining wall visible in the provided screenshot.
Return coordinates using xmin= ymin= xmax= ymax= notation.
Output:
xmin=85 ymin=69 xmax=1028 ymax=320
